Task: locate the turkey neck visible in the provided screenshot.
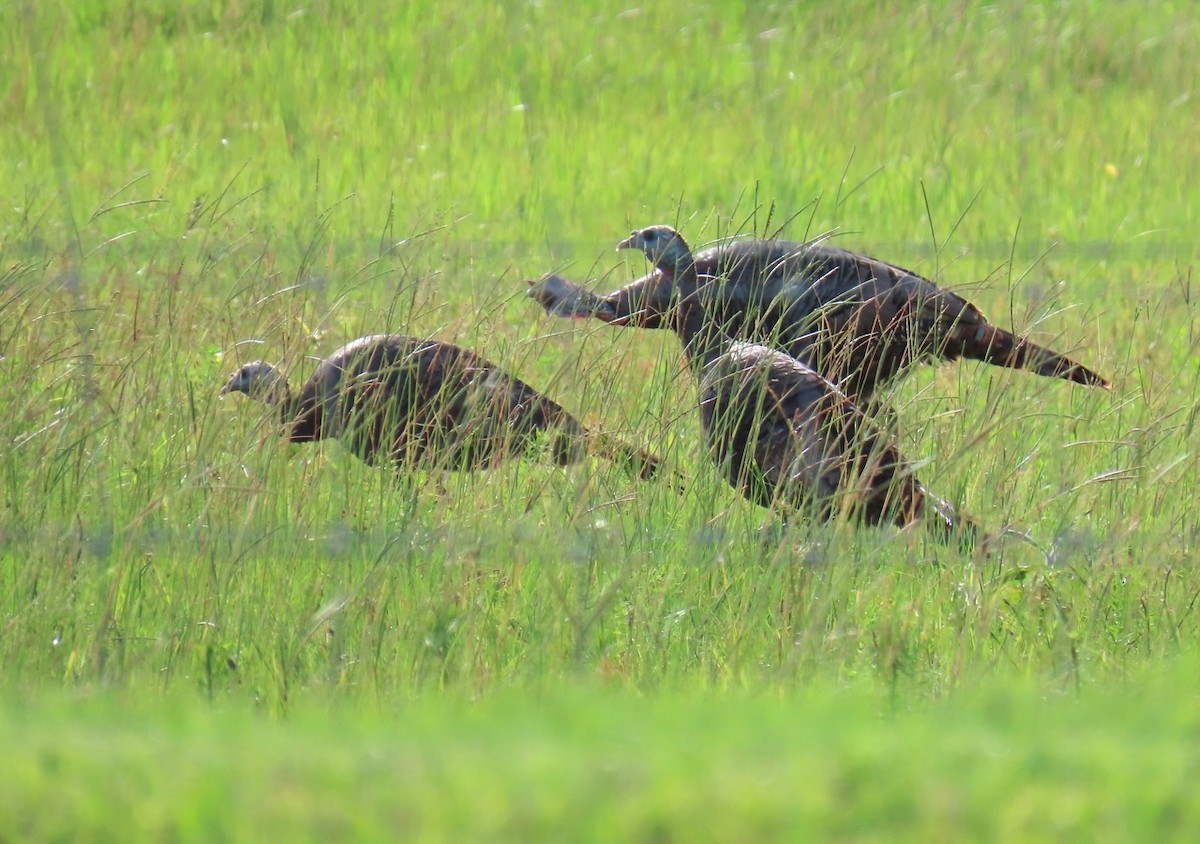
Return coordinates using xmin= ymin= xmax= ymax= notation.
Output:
xmin=666 ymin=256 xmax=730 ymax=373
xmin=271 ymin=383 xmax=319 ymax=440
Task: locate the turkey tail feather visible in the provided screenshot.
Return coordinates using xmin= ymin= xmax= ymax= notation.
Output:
xmin=587 ymin=431 xmax=686 ymax=490
xmin=924 ymin=491 xmax=990 ymax=554
xmin=967 ymin=325 xmax=1111 ymax=388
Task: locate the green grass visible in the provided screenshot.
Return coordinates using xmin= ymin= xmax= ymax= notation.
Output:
xmin=6 ymin=680 xmax=1200 ymax=841
xmin=2 ymin=0 xmax=1199 ymax=838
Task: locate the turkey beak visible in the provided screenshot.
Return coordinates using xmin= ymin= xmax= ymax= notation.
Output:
xmin=219 ymin=376 xmax=240 ymax=397
xmin=615 ymin=232 xmax=640 ymax=252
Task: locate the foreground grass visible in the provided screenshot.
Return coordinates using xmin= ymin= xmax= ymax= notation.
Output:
xmin=5 ymin=677 xmax=1200 ymax=841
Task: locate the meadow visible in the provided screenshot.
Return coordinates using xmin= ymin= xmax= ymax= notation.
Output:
xmin=2 ymin=0 xmax=1199 ymax=839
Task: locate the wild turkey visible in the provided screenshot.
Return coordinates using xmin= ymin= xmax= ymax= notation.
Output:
xmin=530 ymin=229 xmax=1110 ymax=399
xmin=612 ymin=225 xmax=981 ymax=546
xmin=220 ymin=334 xmax=667 ymax=480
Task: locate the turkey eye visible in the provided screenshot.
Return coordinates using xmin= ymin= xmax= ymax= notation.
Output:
xmin=642 ymin=229 xmax=657 ymax=241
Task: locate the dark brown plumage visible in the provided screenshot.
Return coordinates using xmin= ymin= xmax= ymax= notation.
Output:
xmin=220 ymin=334 xmax=666 ymax=480
xmin=614 ymin=226 xmax=980 ymax=546
xmin=530 ymin=230 xmax=1110 ymax=399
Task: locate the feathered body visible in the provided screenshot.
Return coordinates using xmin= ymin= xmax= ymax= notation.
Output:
xmin=615 ymin=226 xmax=977 ymax=544
xmin=531 ymin=234 xmax=1109 ymax=398
xmin=698 ymin=341 xmax=931 ymax=528
xmin=221 ymin=334 xmax=664 ymax=478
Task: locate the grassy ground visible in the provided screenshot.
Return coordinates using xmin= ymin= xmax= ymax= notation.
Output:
xmin=5 ymin=679 xmax=1200 ymax=841
xmin=3 ymin=0 xmax=1199 ymax=839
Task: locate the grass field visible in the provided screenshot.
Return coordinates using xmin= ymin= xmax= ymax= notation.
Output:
xmin=3 ymin=0 xmax=1199 ymax=839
